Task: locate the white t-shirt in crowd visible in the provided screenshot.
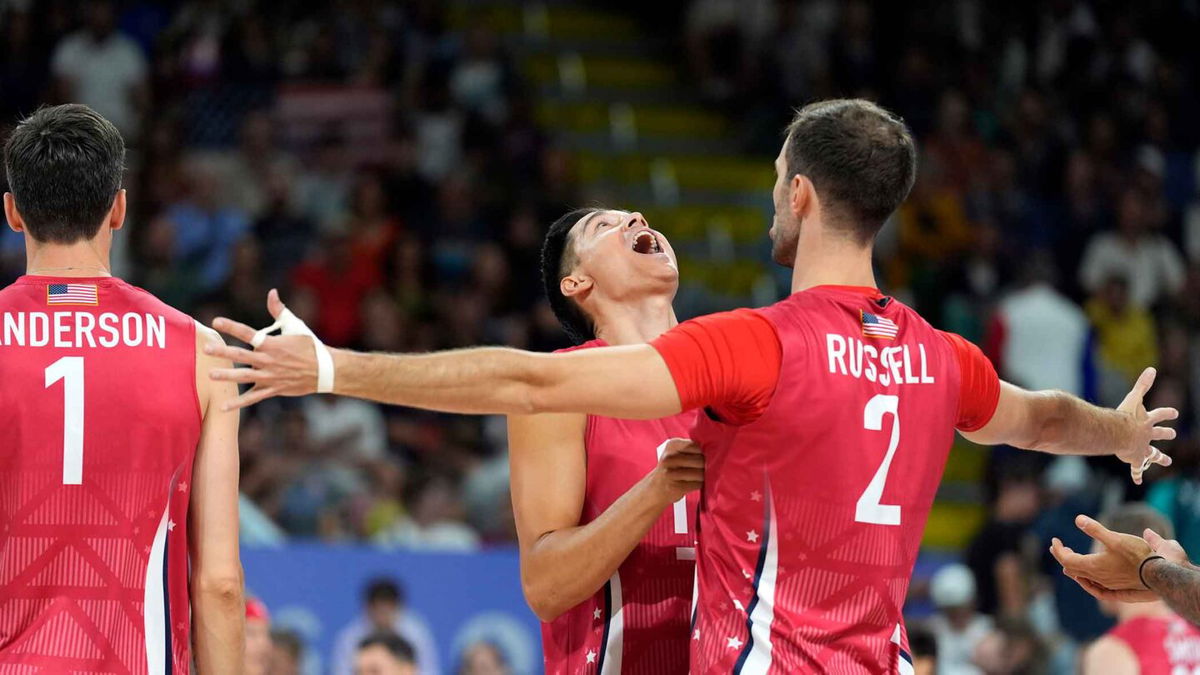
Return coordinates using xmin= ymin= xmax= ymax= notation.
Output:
xmin=52 ymin=30 xmax=147 ymax=137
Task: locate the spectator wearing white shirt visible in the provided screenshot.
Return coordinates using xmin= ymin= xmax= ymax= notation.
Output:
xmin=51 ymin=1 xmax=148 ymax=140
xmin=302 ymin=395 xmax=388 ymax=462
xmin=990 ymin=257 xmax=1088 ymax=395
xmin=333 ymin=579 xmax=441 ymax=675
xmin=928 ymin=564 xmax=992 ymax=675
xmin=1079 ymin=188 xmax=1185 ymax=309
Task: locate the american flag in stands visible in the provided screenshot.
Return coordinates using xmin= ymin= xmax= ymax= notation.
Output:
xmin=46 ymin=283 xmax=99 ymax=306
xmin=860 ymin=309 xmax=898 ymax=339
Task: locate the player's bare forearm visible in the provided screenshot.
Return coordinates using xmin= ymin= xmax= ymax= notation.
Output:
xmin=965 ymin=371 xmax=1176 ymax=484
xmin=522 ymin=472 xmax=681 ymax=621
xmin=191 ymin=327 xmax=246 ymax=673
xmin=332 ymin=348 xmax=543 ymax=413
xmin=1143 ymin=558 xmax=1200 ymax=626
xmin=209 ymin=304 xmax=682 ymax=415
xmin=330 ymin=345 xmax=682 ymax=419
xmin=191 ymin=570 xmax=246 ymax=674
xmin=1019 ymin=390 xmax=1138 ymax=455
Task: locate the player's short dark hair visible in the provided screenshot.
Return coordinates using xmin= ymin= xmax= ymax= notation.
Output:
xmin=364 ymin=577 xmax=405 ymax=607
xmin=784 ymin=99 xmax=916 ymax=244
xmin=4 ymin=104 xmax=125 ymax=244
xmin=541 ymin=207 xmax=602 ymax=344
xmin=358 ymin=631 xmax=416 ymax=664
xmin=1101 ymin=503 xmax=1175 ymax=540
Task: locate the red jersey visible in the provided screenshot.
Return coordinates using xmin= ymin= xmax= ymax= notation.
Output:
xmin=0 ymin=276 xmax=201 ymax=674
xmin=1108 ymin=615 xmax=1200 ymax=674
xmin=652 ymin=286 xmax=1000 ymax=674
xmin=542 ymin=340 xmax=701 ymax=675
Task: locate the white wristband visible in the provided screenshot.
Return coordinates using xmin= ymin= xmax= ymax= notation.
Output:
xmin=250 ymin=308 xmax=335 ymax=394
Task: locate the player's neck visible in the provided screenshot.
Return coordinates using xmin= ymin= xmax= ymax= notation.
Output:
xmin=1118 ymin=600 xmax=1173 ymax=622
xmin=25 ymin=240 xmax=113 ymax=278
xmin=789 ymin=238 xmax=876 ymax=294
xmin=591 ymin=293 xmax=678 ymax=345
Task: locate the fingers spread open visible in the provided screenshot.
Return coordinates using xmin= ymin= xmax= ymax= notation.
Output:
xmin=209 ymin=368 xmax=264 ymax=384
xmin=1131 ymin=367 xmax=1157 ymax=400
xmin=212 ymin=317 xmax=260 ymax=344
xmin=1148 ymin=407 xmax=1180 ymax=424
xmin=204 ymin=343 xmax=268 ymax=367
xmin=221 ymin=385 xmax=277 ymax=412
xmin=1151 ymin=426 xmax=1177 ymax=441
xmin=1147 ymin=446 xmax=1171 ymax=467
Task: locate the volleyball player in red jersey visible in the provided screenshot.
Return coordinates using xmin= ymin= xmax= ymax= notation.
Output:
xmin=211 ymin=99 xmax=1176 ymax=674
xmin=511 ymin=208 xmax=701 ymax=674
xmin=1080 ymin=505 xmax=1200 ymax=675
xmin=0 ymin=105 xmax=244 ymax=674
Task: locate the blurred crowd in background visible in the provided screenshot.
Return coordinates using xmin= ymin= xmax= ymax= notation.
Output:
xmin=3 ymin=0 xmax=1200 ymax=672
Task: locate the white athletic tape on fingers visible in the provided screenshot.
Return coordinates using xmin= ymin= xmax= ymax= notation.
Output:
xmin=1139 ymin=448 xmax=1162 ymax=474
xmin=250 ymin=308 xmax=335 ymax=393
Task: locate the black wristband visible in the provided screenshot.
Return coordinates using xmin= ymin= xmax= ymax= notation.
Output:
xmin=1139 ymin=555 xmax=1166 ymax=589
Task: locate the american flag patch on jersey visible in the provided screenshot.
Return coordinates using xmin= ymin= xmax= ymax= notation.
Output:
xmin=861 ymin=309 xmax=898 ymax=339
xmin=47 ymin=283 xmax=99 ymax=306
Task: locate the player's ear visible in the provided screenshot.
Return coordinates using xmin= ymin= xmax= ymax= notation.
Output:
xmin=3 ymin=193 xmax=25 ymax=234
xmin=790 ymin=174 xmax=812 ymax=219
xmin=107 ymin=189 xmax=127 ymax=232
xmin=560 ymin=273 xmax=592 ymax=299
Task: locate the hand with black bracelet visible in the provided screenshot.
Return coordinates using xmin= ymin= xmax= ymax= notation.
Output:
xmin=1051 ymin=515 xmax=1194 ymax=607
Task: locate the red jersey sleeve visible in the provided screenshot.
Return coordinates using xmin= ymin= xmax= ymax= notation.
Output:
xmin=650 ymin=309 xmax=782 ymax=426
xmin=939 ymin=331 xmax=1001 ymax=432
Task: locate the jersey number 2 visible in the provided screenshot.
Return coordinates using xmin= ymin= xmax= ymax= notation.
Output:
xmin=856 ymin=394 xmax=901 ymax=526
xmin=45 ymin=357 xmax=84 ymax=485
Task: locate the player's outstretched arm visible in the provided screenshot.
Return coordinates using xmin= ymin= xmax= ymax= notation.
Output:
xmin=961 ymin=368 xmax=1177 ymax=484
xmin=509 ymin=412 xmax=702 ymax=621
xmin=190 ymin=326 xmax=246 ymax=674
xmin=207 ymin=293 xmax=684 ymax=418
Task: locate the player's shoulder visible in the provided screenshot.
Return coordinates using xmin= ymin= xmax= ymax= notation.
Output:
xmin=1083 ymin=632 xmax=1139 ymax=673
xmin=110 ymin=278 xmax=195 ymax=325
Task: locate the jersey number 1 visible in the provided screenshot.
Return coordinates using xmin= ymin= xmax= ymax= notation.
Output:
xmin=656 ymin=440 xmax=696 ymax=560
xmin=856 ymin=394 xmax=901 ymax=526
xmin=45 ymin=357 xmax=84 ymax=485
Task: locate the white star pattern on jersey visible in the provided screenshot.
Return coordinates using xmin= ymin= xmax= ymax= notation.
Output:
xmin=746 ymin=530 xmax=759 ymax=543
xmin=742 ymin=569 xmax=752 ymax=579
xmin=166 ymin=520 xmax=175 ymax=531
xmin=593 ymin=608 xmax=602 ymax=620
xmin=586 ymin=650 xmax=596 ymax=664
xmin=733 ymin=599 xmax=745 ymax=612
xmin=693 ymin=629 xmax=701 ymax=641
xmin=750 ymin=490 xmax=762 ymax=502
xmin=727 ymin=637 xmax=743 ymax=650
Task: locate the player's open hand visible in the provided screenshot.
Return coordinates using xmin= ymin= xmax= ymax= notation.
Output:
xmin=1071 ymin=533 xmax=1196 ymax=606
xmin=1115 ymin=367 xmax=1177 ymax=485
xmin=1050 ymin=515 xmax=1154 ymax=592
xmin=650 ymin=438 xmax=704 ymax=506
xmin=206 ymin=289 xmax=323 ymax=411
